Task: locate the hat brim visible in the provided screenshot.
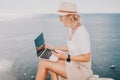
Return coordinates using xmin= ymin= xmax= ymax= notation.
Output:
xmin=57 ymin=11 xmax=77 ymax=16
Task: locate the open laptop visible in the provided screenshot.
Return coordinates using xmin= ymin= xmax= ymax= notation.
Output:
xmin=34 ymin=33 xmax=58 ymax=61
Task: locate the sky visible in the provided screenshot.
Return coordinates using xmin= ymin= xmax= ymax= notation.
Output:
xmin=0 ymin=0 xmax=120 ymax=16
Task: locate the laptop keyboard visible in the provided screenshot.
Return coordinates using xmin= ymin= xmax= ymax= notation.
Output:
xmin=37 ymin=49 xmax=44 ymax=57
xmin=41 ymin=49 xmax=52 ymax=59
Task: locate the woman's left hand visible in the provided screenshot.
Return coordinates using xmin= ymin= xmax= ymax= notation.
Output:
xmin=51 ymin=51 xmax=67 ymax=60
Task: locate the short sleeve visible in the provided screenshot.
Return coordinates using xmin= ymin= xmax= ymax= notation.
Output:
xmin=75 ymin=27 xmax=91 ymax=54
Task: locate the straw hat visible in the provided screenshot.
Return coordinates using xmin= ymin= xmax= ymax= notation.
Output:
xmin=57 ymin=2 xmax=78 ymax=16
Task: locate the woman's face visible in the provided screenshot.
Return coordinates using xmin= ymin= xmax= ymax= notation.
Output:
xmin=59 ymin=16 xmax=69 ymax=27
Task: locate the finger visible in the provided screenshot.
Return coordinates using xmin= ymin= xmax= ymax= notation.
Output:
xmin=51 ymin=50 xmax=58 ymax=53
xmin=41 ymin=44 xmax=45 ymax=49
xmin=51 ymin=51 xmax=57 ymax=56
xmin=36 ymin=47 xmax=41 ymax=51
xmin=36 ymin=47 xmax=39 ymax=51
xmin=51 ymin=51 xmax=56 ymax=54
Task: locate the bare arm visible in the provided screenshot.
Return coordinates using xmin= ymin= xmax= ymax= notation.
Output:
xmin=36 ymin=44 xmax=68 ymax=52
xmin=52 ymin=51 xmax=91 ymax=62
xmin=70 ymin=52 xmax=91 ymax=62
xmin=46 ymin=44 xmax=68 ymax=52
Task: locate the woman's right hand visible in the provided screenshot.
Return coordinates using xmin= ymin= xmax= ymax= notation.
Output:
xmin=36 ymin=44 xmax=45 ymax=51
xmin=44 ymin=44 xmax=54 ymax=50
xmin=36 ymin=44 xmax=54 ymax=51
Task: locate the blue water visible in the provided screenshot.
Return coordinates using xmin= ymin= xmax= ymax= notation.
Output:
xmin=0 ymin=14 xmax=120 ymax=80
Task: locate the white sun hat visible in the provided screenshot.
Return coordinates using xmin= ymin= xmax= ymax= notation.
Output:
xmin=57 ymin=2 xmax=78 ymax=16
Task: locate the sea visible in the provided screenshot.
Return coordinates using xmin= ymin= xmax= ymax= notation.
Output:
xmin=0 ymin=13 xmax=120 ymax=80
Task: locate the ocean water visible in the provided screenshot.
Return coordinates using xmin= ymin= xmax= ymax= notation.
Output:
xmin=0 ymin=14 xmax=120 ymax=80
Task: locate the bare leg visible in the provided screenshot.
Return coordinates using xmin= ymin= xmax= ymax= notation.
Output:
xmin=36 ymin=59 xmax=48 ymax=80
xmin=36 ymin=59 xmax=67 ymax=80
xmin=49 ymin=59 xmax=65 ymax=80
xmin=49 ymin=71 xmax=58 ymax=80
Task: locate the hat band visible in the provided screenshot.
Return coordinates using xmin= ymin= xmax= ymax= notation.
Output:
xmin=58 ymin=10 xmax=77 ymax=13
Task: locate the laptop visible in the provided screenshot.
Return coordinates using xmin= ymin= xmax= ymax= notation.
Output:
xmin=34 ymin=33 xmax=58 ymax=61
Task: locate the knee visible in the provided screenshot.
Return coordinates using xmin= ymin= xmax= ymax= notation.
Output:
xmin=38 ymin=59 xmax=49 ymax=68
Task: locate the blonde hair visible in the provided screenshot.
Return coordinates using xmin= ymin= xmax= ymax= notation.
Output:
xmin=65 ymin=14 xmax=81 ymax=26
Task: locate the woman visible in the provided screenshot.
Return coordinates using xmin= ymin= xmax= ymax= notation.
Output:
xmin=36 ymin=2 xmax=92 ymax=80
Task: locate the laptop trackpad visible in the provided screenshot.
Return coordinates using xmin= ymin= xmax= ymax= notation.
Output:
xmin=49 ymin=54 xmax=58 ymax=61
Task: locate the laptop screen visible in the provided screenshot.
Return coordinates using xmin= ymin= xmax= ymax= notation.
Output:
xmin=34 ymin=33 xmax=45 ymax=47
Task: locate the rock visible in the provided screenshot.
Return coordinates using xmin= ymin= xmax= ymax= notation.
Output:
xmin=110 ymin=65 xmax=115 ymax=69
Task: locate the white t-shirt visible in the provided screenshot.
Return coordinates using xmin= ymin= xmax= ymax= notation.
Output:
xmin=67 ymin=25 xmax=90 ymax=55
